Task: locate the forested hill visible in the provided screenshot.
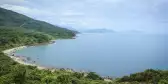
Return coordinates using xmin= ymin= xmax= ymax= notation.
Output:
xmin=0 ymin=7 xmax=77 ymax=38
xmin=0 ymin=7 xmax=77 ymax=50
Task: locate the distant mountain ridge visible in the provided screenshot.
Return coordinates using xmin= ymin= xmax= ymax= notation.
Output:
xmin=84 ymin=29 xmax=114 ymax=33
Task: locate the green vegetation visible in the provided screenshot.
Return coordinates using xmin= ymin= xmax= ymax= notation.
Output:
xmin=0 ymin=7 xmax=77 ymax=50
xmin=0 ymin=27 xmax=54 ymax=49
xmin=0 ymin=52 xmax=110 ymax=84
xmin=0 ymin=7 xmax=77 ymax=39
xmin=117 ymin=69 xmax=168 ymax=84
xmin=0 ymin=7 xmax=167 ymax=84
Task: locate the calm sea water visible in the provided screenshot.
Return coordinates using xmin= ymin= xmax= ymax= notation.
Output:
xmin=15 ymin=33 xmax=168 ymax=77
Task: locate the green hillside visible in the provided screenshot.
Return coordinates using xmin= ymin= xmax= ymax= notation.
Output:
xmin=0 ymin=26 xmax=54 ymax=50
xmin=0 ymin=7 xmax=76 ymax=38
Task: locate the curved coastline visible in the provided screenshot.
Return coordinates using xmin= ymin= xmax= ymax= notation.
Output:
xmin=2 ymin=46 xmax=47 ymax=70
xmin=2 ymin=45 xmax=80 ymax=72
xmin=2 ymin=43 xmax=113 ymax=81
xmin=2 ymin=38 xmax=79 ymax=71
xmin=2 ymin=39 xmax=86 ymax=70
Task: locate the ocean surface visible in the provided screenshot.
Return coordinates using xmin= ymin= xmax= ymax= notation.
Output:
xmin=15 ymin=33 xmax=168 ymax=77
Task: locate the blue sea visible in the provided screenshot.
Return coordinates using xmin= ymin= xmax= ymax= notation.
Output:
xmin=15 ymin=33 xmax=168 ymax=77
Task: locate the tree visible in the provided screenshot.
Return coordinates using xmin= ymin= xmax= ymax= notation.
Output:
xmin=12 ymin=65 xmax=27 ymax=84
xmin=42 ymin=76 xmax=55 ymax=84
xmin=159 ymin=79 xmax=168 ymax=84
xmin=73 ymin=72 xmax=84 ymax=79
xmin=86 ymin=72 xmax=102 ymax=80
xmin=57 ymin=74 xmax=72 ymax=84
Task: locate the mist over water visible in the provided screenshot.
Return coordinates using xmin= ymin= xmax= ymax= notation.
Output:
xmin=15 ymin=33 xmax=168 ymax=77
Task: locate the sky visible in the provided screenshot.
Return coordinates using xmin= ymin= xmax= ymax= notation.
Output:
xmin=0 ymin=0 xmax=168 ymax=34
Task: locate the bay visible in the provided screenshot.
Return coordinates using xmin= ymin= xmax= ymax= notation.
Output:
xmin=15 ymin=33 xmax=168 ymax=77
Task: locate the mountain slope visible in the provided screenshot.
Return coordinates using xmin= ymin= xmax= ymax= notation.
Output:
xmin=0 ymin=7 xmax=76 ymax=38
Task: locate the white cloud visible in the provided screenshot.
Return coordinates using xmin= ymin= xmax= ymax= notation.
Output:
xmin=0 ymin=0 xmax=167 ymax=33
xmin=0 ymin=0 xmax=28 ymax=5
xmin=0 ymin=4 xmax=56 ymax=18
xmin=62 ymin=10 xmax=84 ymax=16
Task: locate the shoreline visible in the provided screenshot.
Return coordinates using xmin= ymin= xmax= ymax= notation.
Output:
xmin=2 ymin=45 xmax=75 ymax=71
xmin=2 ymin=41 xmax=113 ymax=81
xmin=2 ymin=46 xmax=48 ymax=70
xmin=2 ymin=41 xmax=88 ymax=72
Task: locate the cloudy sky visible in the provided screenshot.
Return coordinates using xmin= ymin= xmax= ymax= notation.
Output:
xmin=0 ymin=0 xmax=167 ymax=33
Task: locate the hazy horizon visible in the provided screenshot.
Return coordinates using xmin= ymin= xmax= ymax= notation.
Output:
xmin=0 ymin=0 xmax=167 ymax=34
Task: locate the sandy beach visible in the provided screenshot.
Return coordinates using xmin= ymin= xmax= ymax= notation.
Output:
xmin=2 ymin=46 xmax=48 ymax=70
